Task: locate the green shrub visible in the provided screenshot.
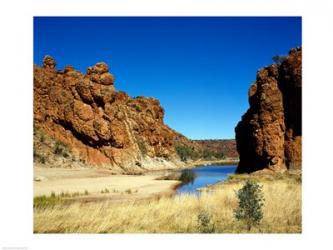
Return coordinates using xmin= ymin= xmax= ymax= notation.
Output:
xmin=60 ymin=192 xmax=66 ymax=197
xmin=212 ymin=151 xmax=225 ymax=159
xmin=71 ymin=192 xmax=80 ymax=197
xmin=201 ymin=149 xmax=225 ymax=160
xmin=137 ymin=140 xmax=147 ymax=156
xmin=34 ymin=193 xmax=61 ymax=208
xmin=134 ymin=105 xmax=142 ymax=112
xmin=175 ymin=144 xmax=224 ymax=161
xmin=33 ymin=148 xmax=46 ymax=164
xmin=34 ymin=190 xmax=91 ymax=208
xmin=234 ymin=180 xmax=265 ymax=231
xmin=101 ymin=188 xmax=110 ymax=194
xmin=202 ymin=149 xmax=212 ymax=159
xmin=40 ymin=133 xmax=45 ymax=143
xmin=175 ymin=145 xmax=198 ymax=162
xmin=54 ymin=141 xmax=69 ymax=158
xmin=34 ymin=153 xmax=46 ymax=164
xmin=39 ymin=156 xmax=46 ymax=164
xmin=197 ymin=210 xmax=215 ymax=233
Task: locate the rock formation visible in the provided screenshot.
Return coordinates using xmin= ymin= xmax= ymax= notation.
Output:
xmin=235 ymin=48 xmax=302 ymax=173
xmin=34 ymin=56 xmax=199 ymax=173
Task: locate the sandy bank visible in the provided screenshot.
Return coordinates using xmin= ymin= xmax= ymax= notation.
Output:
xmin=34 ymin=167 xmax=180 ymax=201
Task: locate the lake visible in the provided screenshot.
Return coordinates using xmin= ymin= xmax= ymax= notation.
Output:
xmin=176 ymin=164 xmax=237 ymax=194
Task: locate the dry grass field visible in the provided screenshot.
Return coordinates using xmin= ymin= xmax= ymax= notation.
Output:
xmin=34 ymin=173 xmax=301 ymax=233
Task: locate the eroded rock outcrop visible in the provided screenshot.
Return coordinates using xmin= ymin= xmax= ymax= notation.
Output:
xmin=34 ymin=56 xmax=198 ymax=172
xmin=235 ymin=48 xmax=302 ymax=173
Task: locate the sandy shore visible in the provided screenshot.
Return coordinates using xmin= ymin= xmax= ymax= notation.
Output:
xmin=34 ymin=167 xmax=180 ymax=201
xmin=33 ymin=159 xmax=238 ymax=202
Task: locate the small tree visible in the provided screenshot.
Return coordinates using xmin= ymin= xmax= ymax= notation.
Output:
xmin=197 ymin=210 xmax=215 ymax=233
xmin=234 ymin=180 xmax=264 ymax=231
xmin=175 ymin=144 xmax=196 ymax=162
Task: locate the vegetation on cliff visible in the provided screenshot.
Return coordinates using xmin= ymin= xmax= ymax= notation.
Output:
xmin=194 ymin=139 xmax=238 ymax=159
xmin=175 ymin=144 xmax=226 ymax=162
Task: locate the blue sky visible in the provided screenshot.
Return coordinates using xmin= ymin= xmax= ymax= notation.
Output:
xmin=34 ymin=17 xmax=301 ymax=139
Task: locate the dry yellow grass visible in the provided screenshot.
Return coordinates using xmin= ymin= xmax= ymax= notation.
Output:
xmin=34 ymin=176 xmax=301 ymax=233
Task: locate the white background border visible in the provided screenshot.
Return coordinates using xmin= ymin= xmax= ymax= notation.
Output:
xmin=0 ymin=0 xmax=333 ymax=249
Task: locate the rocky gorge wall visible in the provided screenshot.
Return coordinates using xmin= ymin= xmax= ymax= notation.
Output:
xmin=235 ymin=48 xmax=302 ymax=173
xmin=34 ymin=56 xmax=199 ymax=173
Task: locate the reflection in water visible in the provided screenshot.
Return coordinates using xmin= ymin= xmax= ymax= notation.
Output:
xmin=176 ymin=165 xmax=237 ymax=194
xmin=179 ymin=169 xmax=197 ymax=185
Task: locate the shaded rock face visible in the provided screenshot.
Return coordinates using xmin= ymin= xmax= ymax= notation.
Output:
xmin=34 ymin=56 xmax=196 ymax=172
xmin=235 ymin=48 xmax=302 ymax=173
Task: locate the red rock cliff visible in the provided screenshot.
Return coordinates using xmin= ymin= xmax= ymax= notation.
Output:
xmin=34 ymin=56 xmax=198 ymax=172
xmin=235 ymin=48 xmax=302 ymax=173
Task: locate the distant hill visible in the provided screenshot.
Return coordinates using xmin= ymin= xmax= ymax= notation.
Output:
xmin=193 ymin=139 xmax=239 ymax=159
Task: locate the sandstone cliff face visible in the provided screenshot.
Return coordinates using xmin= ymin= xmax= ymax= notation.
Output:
xmin=34 ymin=56 xmax=198 ymax=172
xmin=235 ymin=48 xmax=302 ymax=173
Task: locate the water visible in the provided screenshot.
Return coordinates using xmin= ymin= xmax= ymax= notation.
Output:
xmin=176 ymin=164 xmax=237 ymax=194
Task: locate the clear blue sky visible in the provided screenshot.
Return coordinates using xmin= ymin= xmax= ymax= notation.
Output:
xmin=34 ymin=17 xmax=301 ymax=139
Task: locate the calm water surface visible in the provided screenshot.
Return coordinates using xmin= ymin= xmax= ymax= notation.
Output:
xmin=176 ymin=164 xmax=237 ymax=194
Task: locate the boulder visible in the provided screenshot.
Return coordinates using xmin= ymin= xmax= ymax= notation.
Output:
xmin=43 ymin=55 xmax=56 ymax=70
